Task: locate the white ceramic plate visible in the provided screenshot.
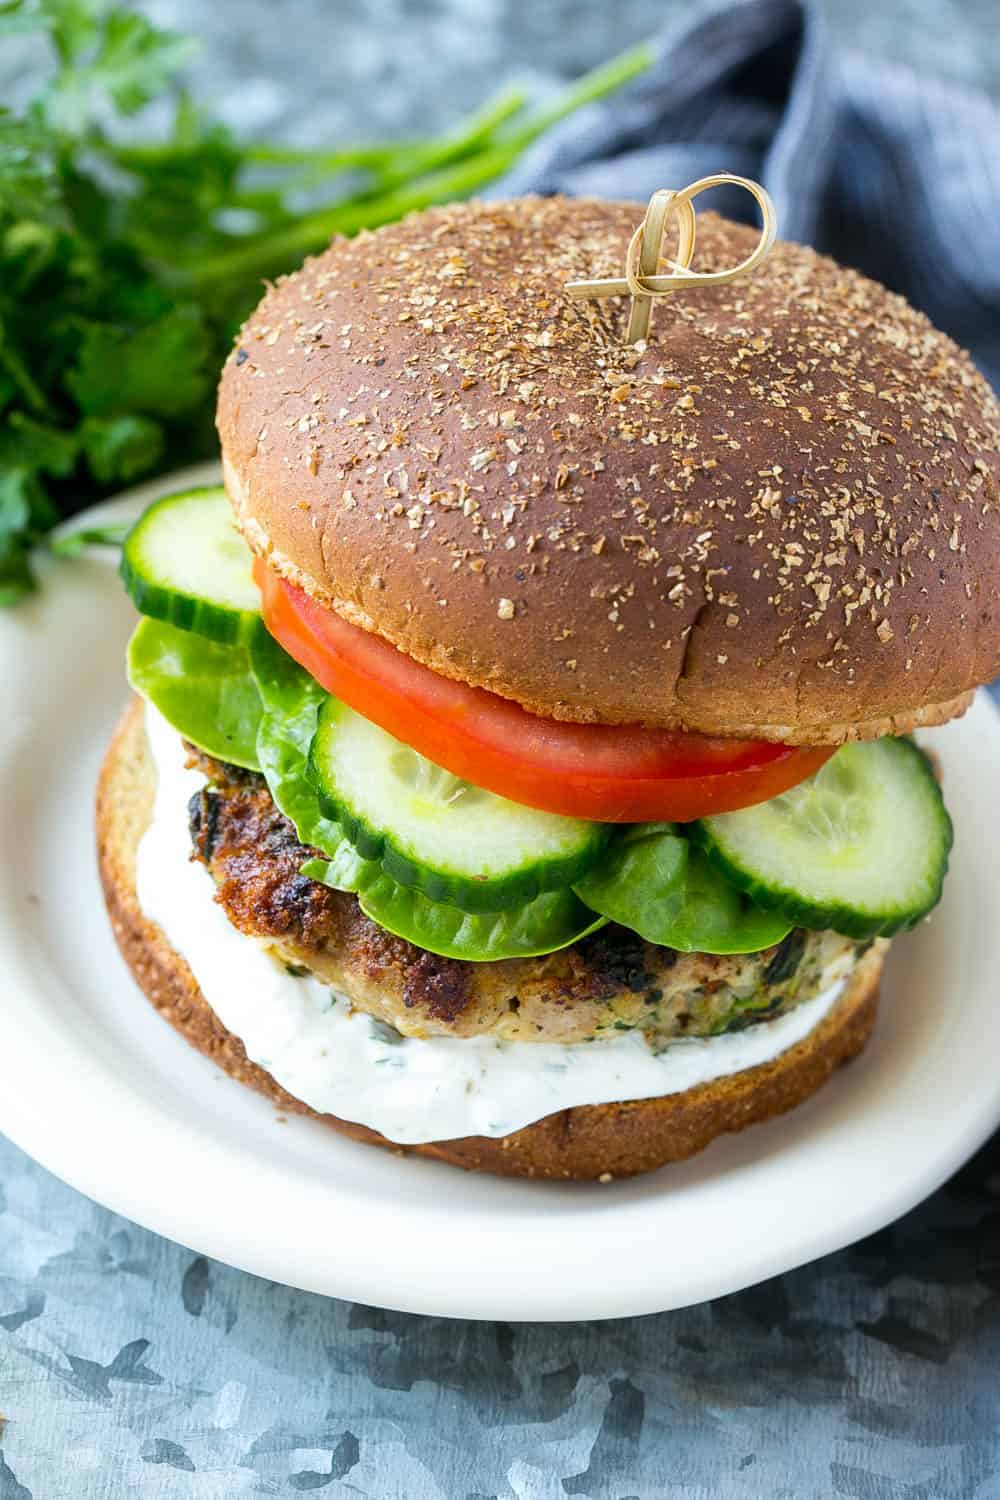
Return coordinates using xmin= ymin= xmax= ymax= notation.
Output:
xmin=2 ymin=465 xmax=999 ymax=1322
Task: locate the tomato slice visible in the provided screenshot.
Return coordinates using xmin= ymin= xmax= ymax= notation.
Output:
xmin=256 ymin=561 xmax=833 ymax=822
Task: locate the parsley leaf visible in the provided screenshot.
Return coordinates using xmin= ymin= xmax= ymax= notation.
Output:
xmin=78 ymin=414 xmax=163 ymax=482
xmin=68 ymin=307 xmax=213 ymax=418
xmin=37 ymin=1 xmax=197 ymax=131
xmin=0 ymin=468 xmax=45 ymax=603
xmin=0 ymin=411 xmax=77 ymax=481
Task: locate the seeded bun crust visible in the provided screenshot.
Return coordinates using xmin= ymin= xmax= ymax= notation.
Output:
xmin=217 ymin=197 xmax=999 ymax=745
xmin=96 ymin=699 xmax=882 ymax=1180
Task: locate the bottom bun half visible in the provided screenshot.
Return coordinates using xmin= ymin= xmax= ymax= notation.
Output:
xmin=96 ymin=700 xmax=883 ymax=1181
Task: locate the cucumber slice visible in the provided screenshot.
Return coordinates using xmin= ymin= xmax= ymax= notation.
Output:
xmin=694 ymin=737 xmax=952 ymax=939
xmin=308 ymin=699 xmax=609 ymax=913
xmin=121 ymin=486 xmax=263 ymax=644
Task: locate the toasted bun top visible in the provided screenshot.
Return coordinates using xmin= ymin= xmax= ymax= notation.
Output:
xmin=217 ymin=197 xmax=1000 ymax=742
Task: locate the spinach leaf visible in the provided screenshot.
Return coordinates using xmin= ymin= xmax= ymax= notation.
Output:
xmin=127 ymin=618 xmax=262 ymax=770
xmin=575 ymin=825 xmax=792 ymax=955
xmin=302 ymin=855 xmax=606 ymax=963
xmin=248 ymin=630 xmax=343 ymax=856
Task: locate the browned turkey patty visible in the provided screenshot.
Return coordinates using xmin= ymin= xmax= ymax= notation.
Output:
xmin=185 ymin=746 xmax=864 ymax=1044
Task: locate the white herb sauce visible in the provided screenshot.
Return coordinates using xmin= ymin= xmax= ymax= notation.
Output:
xmin=136 ymin=705 xmax=851 ymax=1144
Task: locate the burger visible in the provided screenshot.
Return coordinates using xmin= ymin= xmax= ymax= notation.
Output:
xmin=96 ymin=197 xmax=1000 ymax=1179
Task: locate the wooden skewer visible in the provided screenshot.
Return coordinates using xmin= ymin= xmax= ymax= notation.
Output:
xmin=565 ymin=173 xmax=777 ymax=345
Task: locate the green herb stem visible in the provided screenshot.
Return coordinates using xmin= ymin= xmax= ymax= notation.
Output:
xmin=186 ymin=142 xmax=527 ymax=285
xmin=500 ymin=40 xmax=653 ymax=144
xmin=49 ymin=522 xmax=130 ymax=556
xmin=187 ymin=44 xmax=653 ymax=287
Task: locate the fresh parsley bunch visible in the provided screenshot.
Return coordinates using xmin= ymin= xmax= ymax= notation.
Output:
xmin=0 ymin=0 xmax=650 ymax=603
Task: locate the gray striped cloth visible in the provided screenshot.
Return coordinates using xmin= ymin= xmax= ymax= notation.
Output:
xmin=500 ymin=0 xmax=1000 ymax=704
xmin=500 ymin=0 xmax=1000 ymax=393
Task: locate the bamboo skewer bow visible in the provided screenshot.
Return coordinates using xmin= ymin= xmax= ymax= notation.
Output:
xmin=564 ymin=173 xmax=777 ymax=344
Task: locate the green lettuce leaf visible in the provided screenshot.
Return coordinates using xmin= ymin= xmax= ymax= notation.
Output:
xmin=127 ymin=617 xmax=262 ymax=770
xmin=574 ymin=823 xmax=792 ymax=955
xmin=301 ymin=856 xmax=606 ymax=963
xmin=248 ymin=630 xmax=343 ymax=855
